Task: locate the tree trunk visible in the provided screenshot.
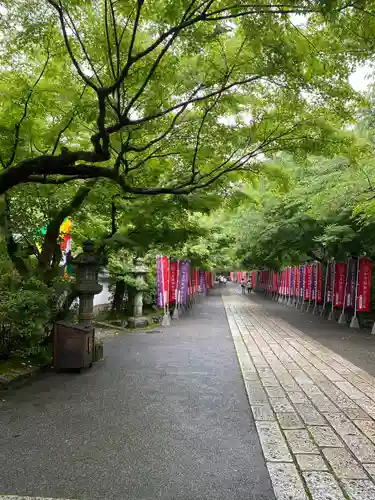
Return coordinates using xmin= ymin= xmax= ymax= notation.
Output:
xmin=38 ymin=183 xmax=94 ymax=275
xmin=112 ymin=280 xmax=126 ymax=315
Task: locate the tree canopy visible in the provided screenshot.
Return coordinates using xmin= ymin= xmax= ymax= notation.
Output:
xmin=3 ymin=0 xmax=375 ymax=356
xmin=0 ymin=0 xmax=369 ymax=196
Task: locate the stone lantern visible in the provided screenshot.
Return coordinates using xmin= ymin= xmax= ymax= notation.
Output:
xmin=127 ymin=257 xmax=149 ymax=328
xmin=73 ymin=240 xmax=104 ymax=326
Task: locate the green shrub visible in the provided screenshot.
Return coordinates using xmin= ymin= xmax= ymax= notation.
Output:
xmin=0 ymin=270 xmax=69 ymax=357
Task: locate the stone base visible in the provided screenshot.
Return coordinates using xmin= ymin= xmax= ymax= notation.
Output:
xmin=127 ymin=316 xmax=149 ymax=328
xmin=94 ymin=342 xmax=104 ymax=361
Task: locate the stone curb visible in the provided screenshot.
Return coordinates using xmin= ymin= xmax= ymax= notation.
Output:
xmin=0 ymin=363 xmax=51 ymax=391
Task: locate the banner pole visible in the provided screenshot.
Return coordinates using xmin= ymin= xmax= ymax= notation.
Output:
xmin=287 ymin=266 xmax=294 ymax=307
xmin=312 ymin=263 xmax=318 ymax=314
xmin=173 ymin=259 xmax=180 ymax=320
xmin=328 ymin=258 xmax=336 ymax=321
xmin=338 ymin=256 xmax=350 ymax=325
xmin=350 ymin=256 xmax=360 ymax=328
xmin=298 ymin=266 xmax=304 ymax=310
xmin=295 ymin=267 xmax=300 ymax=308
xmin=301 ymin=265 xmax=307 ymax=312
xmin=320 ymin=260 xmax=329 ymax=317
xmin=307 ymin=264 xmax=313 ymax=313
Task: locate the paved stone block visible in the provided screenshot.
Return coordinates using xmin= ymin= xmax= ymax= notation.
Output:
xmin=356 ymin=398 xmax=375 ymax=420
xmin=345 ymin=407 xmax=372 ymax=420
xmin=294 ymin=403 xmax=326 ymax=425
xmin=278 ymin=374 xmax=300 ymax=391
xmin=322 ymin=448 xmax=367 ymax=479
xmin=308 ymin=394 xmax=338 ymax=413
xmin=299 ymin=383 xmax=323 ymax=396
xmin=308 ymin=425 xmax=343 ymax=447
xmin=336 ymin=381 xmax=366 ymax=400
xmin=256 ymin=421 xmax=292 ymax=462
xmin=284 ymin=429 xmax=318 ymax=454
xmin=328 ymin=390 xmax=361 ymax=410
xmin=342 ymin=432 xmax=375 ymax=463
xmin=324 ymin=412 xmax=358 ymax=434
xmin=251 ymin=403 xmax=275 ymax=421
xmin=303 ymin=472 xmax=346 ymax=499
xmin=320 ymin=369 xmax=345 ymax=382
xmin=364 ymin=464 xmax=375 ymax=480
xmin=354 ymin=420 xmax=375 ymax=444
xmin=260 ymin=375 xmax=281 ymax=387
xmin=295 ymin=454 xmax=328 ymax=471
xmin=277 ymin=412 xmax=304 ymax=430
xmin=288 ymin=391 xmax=309 ymax=404
xmin=244 ymin=383 xmax=269 ymax=404
xmin=342 ymin=479 xmax=375 ymax=500
xmin=267 ymin=462 xmax=308 ymax=500
xmin=269 ymin=397 xmax=294 ymax=413
xmin=319 ymin=381 xmax=343 ymax=395
xmin=265 ymin=386 xmax=287 ymax=398
xmin=324 ymin=413 xmax=375 ymax=462
xmin=289 ymin=369 xmax=314 ymax=385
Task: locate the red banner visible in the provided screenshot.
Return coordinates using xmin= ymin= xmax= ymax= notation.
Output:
xmin=286 ymin=267 xmax=290 ymax=296
xmin=326 ymin=262 xmax=333 ymax=304
xmin=316 ymin=263 xmax=323 ymax=304
xmin=252 ymin=271 xmax=257 ymax=288
xmin=161 ymin=256 xmax=169 ymax=305
xmin=272 ymin=271 xmax=278 ymax=293
xmin=295 ymin=267 xmax=300 ymax=297
xmin=169 ymin=261 xmax=178 ymax=303
xmin=346 ymin=259 xmax=357 ymax=308
xmin=334 ymin=262 xmax=346 ymax=308
xmin=205 ymin=272 xmax=213 ymax=289
xmin=357 ymin=258 xmax=372 ymax=312
xmin=304 ymin=265 xmax=312 ymax=301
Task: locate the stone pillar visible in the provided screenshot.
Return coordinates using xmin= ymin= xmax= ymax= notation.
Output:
xmin=127 ymin=258 xmax=149 ymax=328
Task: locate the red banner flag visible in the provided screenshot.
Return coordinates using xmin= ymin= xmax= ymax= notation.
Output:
xmin=169 ymin=261 xmax=178 ymax=303
xmin=252 ymin=271 xmax=257 ymax=289
xmin=357 ymin=258 xmax=372 ymax=312
xmin=316 ymin=263 xmax=323 ymax=304
xmin=195 ymin=268 xmax=199 ymax=294
xmin=295 ymin=267 xmax=300 ymax=297
xmin=346 ymin=259 xmax=357 ymax=308
xmin=272 ymin=271 xmax=278 ymax=293
xmin=326 ymin=262 xmax=333 ymax=304
xmin=161 ymin=256 xmax=169 ymax=306
xmin=304 ymin=265 xmax=311 ymax=301
xmin=334 ymin=262 xmax=346 ymax=308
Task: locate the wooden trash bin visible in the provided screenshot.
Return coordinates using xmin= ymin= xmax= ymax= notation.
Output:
xmin=53 ymin=321 xmax=94 ymax=372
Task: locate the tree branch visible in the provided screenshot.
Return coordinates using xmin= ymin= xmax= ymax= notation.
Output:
xmin=103 ymin=75 xmax=262 ymax=138
xmin=6 ymin=50 xmax=50 ymax=168
xmin=46 ymin=0 xmax=99 ymax=91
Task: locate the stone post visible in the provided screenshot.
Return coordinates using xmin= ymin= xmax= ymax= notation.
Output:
xmin=127 ymin=258 xmax=149 ymax=328
xmin=73 ymin=240 xmax=104 ymax=326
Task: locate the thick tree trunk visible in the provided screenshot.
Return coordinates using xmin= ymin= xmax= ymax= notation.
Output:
xmin=112 ymin=280 xmax=126 ymax=315
xmin=38 ymin=182 xmax=94 ymax=275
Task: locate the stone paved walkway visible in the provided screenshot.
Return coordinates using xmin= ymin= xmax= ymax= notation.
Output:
xmin=0 ymin=291 xmax=274 ymax=500
xmin=223 ymin=291 xmax=375 ymax=500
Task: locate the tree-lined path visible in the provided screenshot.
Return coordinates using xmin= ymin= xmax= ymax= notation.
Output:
xmin=0 ymin=289 xmax=274 ymax=500
xmin=4 ymin=286 xmax=375 ymax=498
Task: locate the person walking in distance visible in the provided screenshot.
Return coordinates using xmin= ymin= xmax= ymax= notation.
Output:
xmin=247 ymin=277 xmax=252 ymax=294
xmin=240 ymin=278 xmax=246 ymax=295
